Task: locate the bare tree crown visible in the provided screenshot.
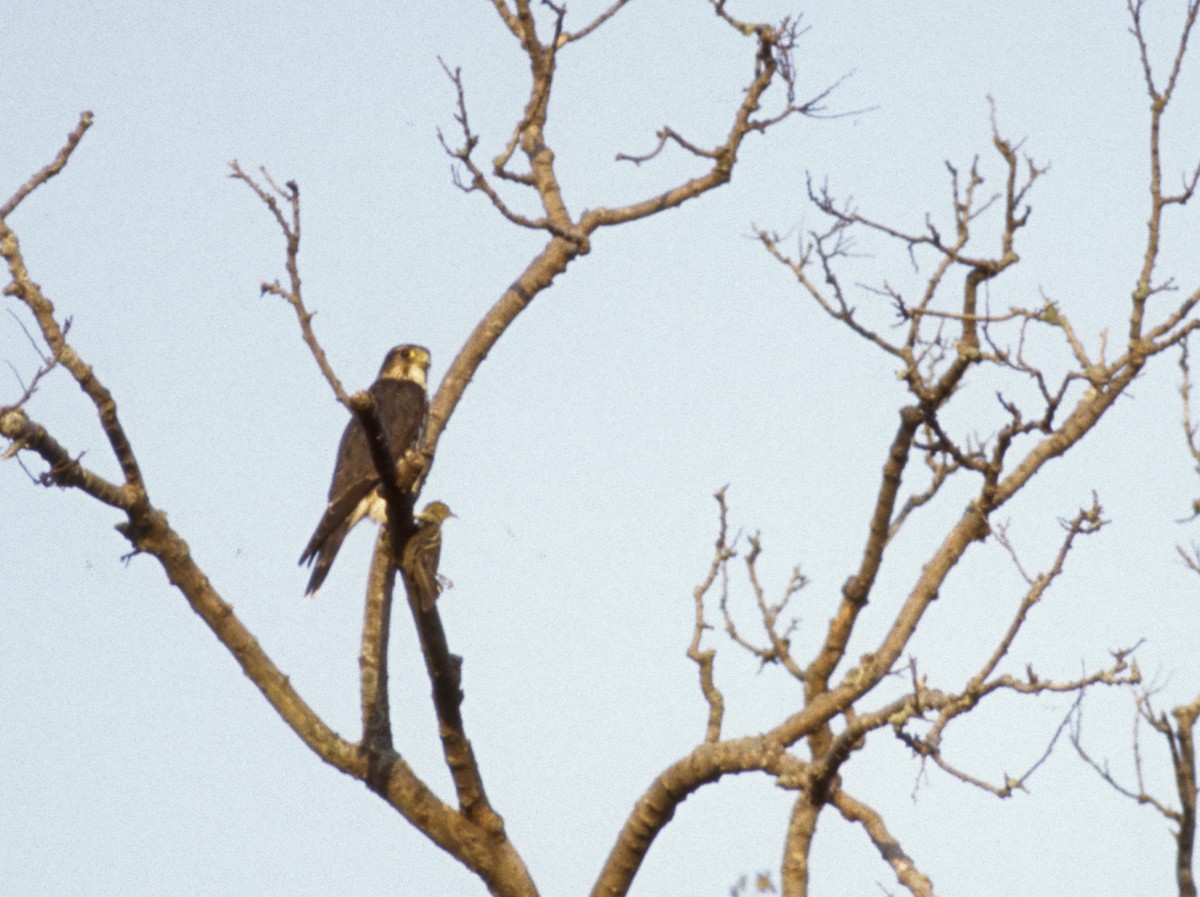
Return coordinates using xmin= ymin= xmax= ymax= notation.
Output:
xmin=5 ymin=3 xmax=1200 ymax=896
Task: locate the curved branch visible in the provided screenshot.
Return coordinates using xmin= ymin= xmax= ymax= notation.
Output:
xmin=591 ymin=737 xmax=805 ymax=897
xmin=585 ymin=23 xmax=814 ymax=231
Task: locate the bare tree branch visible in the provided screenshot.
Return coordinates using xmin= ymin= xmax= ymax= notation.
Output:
xmin=228 ymin=162 xmax=351 ymax=405
xmin=361 ymin=526 xmax=397 ymax=763
xmin=0 ymin=111 xmax=93 ymax=219
xmin=427 ymin=7 xmax=820 ymax=486
xmin=5 ymin=114 xmax=537 ymax=897
xmin=1127 ymin=0 xmax=1200 ymax=343
xmin=558 ymin=0 xmax=633 ymax=45
xmin=831 ymin=787 xmax=935 ymax=897
xmin=0 ymin=406 xmax=128 ymax=506
xmin=780 ymin=795 xmax=820 ymax=897
xmin=689 ymin=488 xmax=734 ymax=743
xmin=1074 ymin=685 xmax=1200 ymax=897
xmin=9 ymin=4 xmax=1200 ymax=896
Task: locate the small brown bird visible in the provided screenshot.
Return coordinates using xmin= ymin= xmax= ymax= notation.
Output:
xmin=402 ymin=500 xmax=455 ymax=612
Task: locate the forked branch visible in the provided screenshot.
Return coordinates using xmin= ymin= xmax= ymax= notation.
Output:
xmin=1073 ymin=688 xmax=1200 ymax=897
xmin=428 ymin=4 xmax=827 ymax=485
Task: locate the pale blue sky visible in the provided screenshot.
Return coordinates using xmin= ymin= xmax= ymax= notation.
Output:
xmin=3 ymin=3 xmax=1200 ymax=895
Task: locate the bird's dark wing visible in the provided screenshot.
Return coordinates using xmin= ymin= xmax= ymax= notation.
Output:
xmin=299 ymin=514 xmax=354 ymax=597
xmin=322 ymin=378 xmax=425 ymax=504
xmin=298 ymin=478 xmax=376 ymax=568
xmin=299 ymin=378 xmax=428 ymax=596
xmin=372 ymin=377 xmax=427 ymax=469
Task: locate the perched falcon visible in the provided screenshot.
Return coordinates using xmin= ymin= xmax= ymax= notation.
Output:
xmin=402 ymin=501 xmax=455 ymax=612
xmin=299 ymin=344 xmax=430 ymax=597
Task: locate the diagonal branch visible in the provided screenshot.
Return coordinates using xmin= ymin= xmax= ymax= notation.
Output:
xmin=399 ymin=558 xmax=503 ymax=832
xmin=586 ymin=21 xmax=823 ymax=231
xmin=559 ymin=0 xmax=633 ymax=44
xmin=831 ymin=787 xmax=935 ymax=897
xmin=1 ymin=111 xmax=93 ymax=219
xmin=228 ymin=162 xmax=350 ymax=405
xmin=0 ymin=406 xmax=129 ymax=507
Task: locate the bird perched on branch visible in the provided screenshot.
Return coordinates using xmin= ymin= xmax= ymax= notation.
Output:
xmin=403 ymin=500 xmax=455 ymax=612
xmin=299 ymin=344 xmax=430 ymax=597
